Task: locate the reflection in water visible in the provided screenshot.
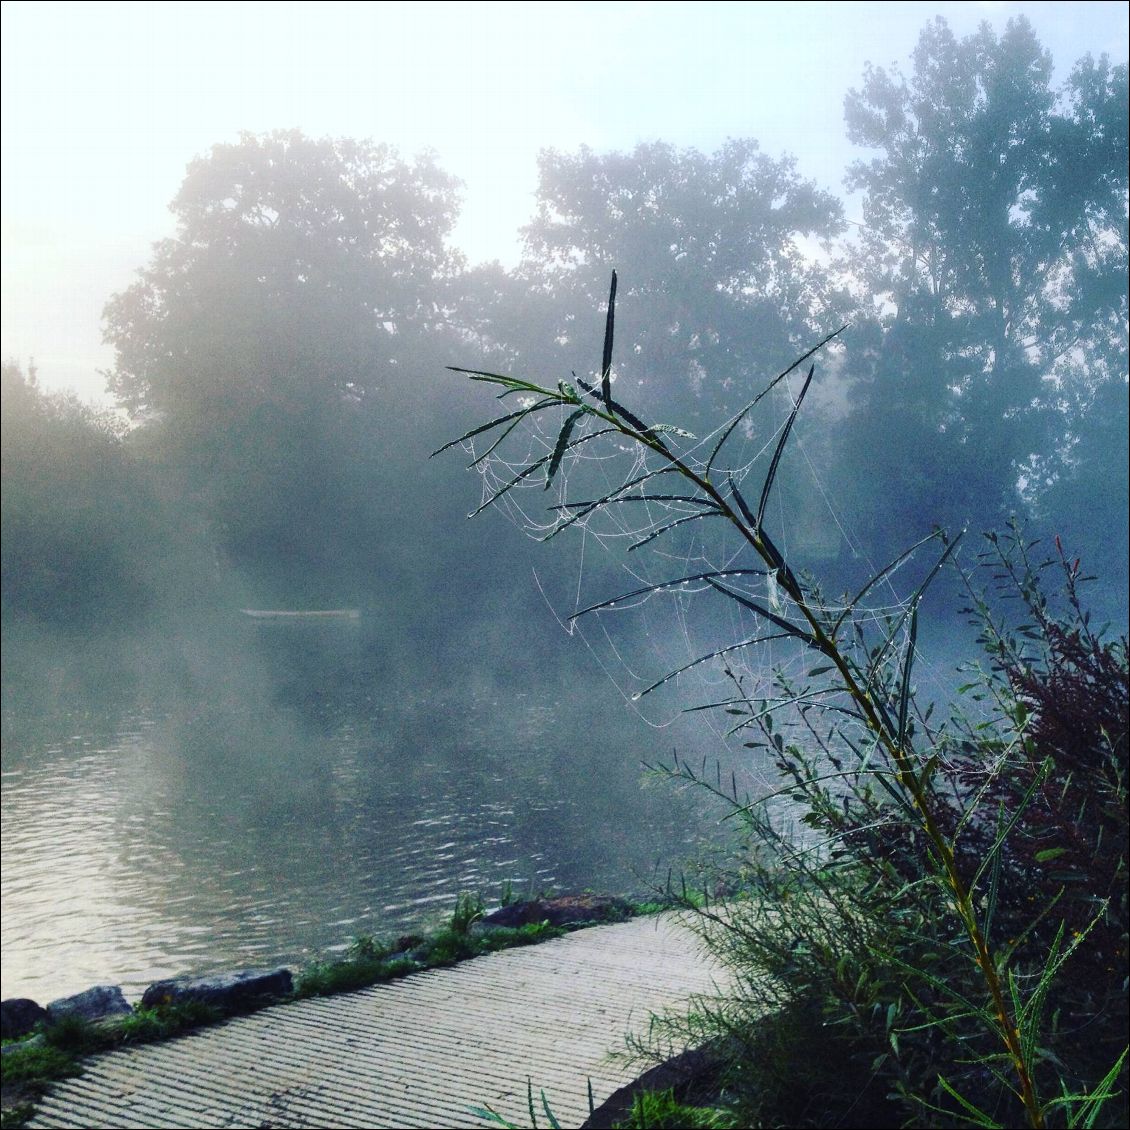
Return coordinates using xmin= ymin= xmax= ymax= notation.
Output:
xmin=2 ymin=644 xmax=730 ymax=1002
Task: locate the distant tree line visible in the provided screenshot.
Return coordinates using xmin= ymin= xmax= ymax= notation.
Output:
xmin=2 ymin=15 xmax=1126 ymax=644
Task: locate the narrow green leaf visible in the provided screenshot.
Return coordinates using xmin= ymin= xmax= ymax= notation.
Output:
xmin=1043 ymin=1045 xmax=1130 ymax=1128
xmin=573 ymin=373 xmax=653 ymax=435
xmin=601 ymin=270 xmax=617 ymax=405
xmin=633 ymin=631 xmax=790 ymax=698
xmin=540 ymin=461 xmax=682 ymax=541
xmin=934 ymin=1076 xmax=1004 ymax=1128
xmin=971 ymin=758 xmax=1054 ymax=891
xmin=570 ymin=569 xmax=767 ymax=620
xmin=447 ymin=364 xmax=542 ymax=387
xmin=757 ymin=363 xmax=816 ymax=529
xmin=628 ymin=510 xmax=726 ymax=551
xmin=469 ymin=398 xmax=561 ymax=468
xmin=541 ymin=1090 xmax=561 ymax=1130
xmin=832 ymin=530 xmax=943 ymax=636
xmin=888 ymin=952 xmax=1001 ymax=1029
xmin=553 ymin=493 xmax=716 ymax=511
xmin=863 ymin=531 xmax=964 ymax=710
xmin=469 ymin=429 xmax=609 ymax=517
xmin=545 ymin=409 xmax=585 ymax=489
xmin=706 ymin=324 xmax=847 ymax=477
xmin=466 ymin=1104 xmax=521 ymax=1128
xmin=706 ymin=576 xmax=816 ymax=646
xmin=527 ymin=1077 xmax=538 ymax=1128
xmin=727 ymin=475 xmax=759 ymax=530
xmin=896 ymin=602 xmax=918 ymax=745
xmin=431 ymin=399 xmax=553 ymax=458
xmin=758 ymin=527 xmax=803 ymax=596
xmin=982 ymin=802 xmax=1005 ymax=943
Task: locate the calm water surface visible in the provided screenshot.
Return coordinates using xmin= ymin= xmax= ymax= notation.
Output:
xmin=2 ymin=633 xmax=728 ymax=1002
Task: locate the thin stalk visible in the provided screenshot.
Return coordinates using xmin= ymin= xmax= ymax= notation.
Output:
xmin=449 ymin=339 xmax=1046 ymax=1127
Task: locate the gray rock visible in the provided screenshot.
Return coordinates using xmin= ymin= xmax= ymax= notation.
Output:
xmin=46 ymin=985 xmax=132 ymax=1025
xmin=1 ymin=998 xmax=47 ymax=1041
xmin=482 ymin=894 xmax=633 ymax=929
xmin=141 ymin=968 xmax=292 ymax=1012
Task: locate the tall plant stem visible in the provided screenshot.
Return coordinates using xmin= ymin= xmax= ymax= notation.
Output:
xmin=446 ymin=280 xmax=1048 ymax=1123
xmin=458 ymin=372 xmax=1044 ymax=1126
xmin=611 ymin=414 xmax=1045 ymax=1128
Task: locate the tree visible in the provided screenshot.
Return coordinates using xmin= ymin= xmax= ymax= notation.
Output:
xmin=455 ymin=141 xmax=849 ymax=575
xmin=102 ymin=131 xmax=467 ymax=594
xmin=1 ymin=360 xmax=159 ymax=626
xmin=499 ymin=140 xmax=845 ymax=430
xmin=834 ymin=17 xmax=1128 ymax=564
xmin=106 ymin=130 xmax=464 ymax=419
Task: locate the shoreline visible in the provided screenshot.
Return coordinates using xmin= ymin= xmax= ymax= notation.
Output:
xmin=1 ymin=892 xmax=653 ymax=1126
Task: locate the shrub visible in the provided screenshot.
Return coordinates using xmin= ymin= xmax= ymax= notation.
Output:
xmin=661 ymin=529 xmax=1128 ymax=1127
xmin=441 ymin=275 xmax=1129 ymax=1128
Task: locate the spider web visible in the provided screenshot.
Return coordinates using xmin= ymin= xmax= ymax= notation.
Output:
xmin=459 ymin=366 xmax=955 ymax=796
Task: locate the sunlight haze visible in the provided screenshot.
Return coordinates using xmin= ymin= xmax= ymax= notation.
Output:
xmin=2 ymin=0 xmax=1127 ymax=400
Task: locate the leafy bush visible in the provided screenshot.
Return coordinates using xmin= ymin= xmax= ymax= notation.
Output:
xmin=662 ymin=531 xmax=1128 ymax=1127
xmin=442 ymin=276 xmax=1129 ymax=1128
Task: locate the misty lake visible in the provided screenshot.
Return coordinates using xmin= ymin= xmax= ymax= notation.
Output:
xmin=1 ymin=620 xmax=730 ymax=1003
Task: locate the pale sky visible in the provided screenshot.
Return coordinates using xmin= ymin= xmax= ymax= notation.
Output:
xmin=2 ymin=0 xmax=1126 ymax=402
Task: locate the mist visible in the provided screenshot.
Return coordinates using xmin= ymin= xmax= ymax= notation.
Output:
xmin=2 ymin=6 xmax=1127 ymax=1003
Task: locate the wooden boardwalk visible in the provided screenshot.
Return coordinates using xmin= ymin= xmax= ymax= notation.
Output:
xmin=29 ymin=914 xmax=728 ymax=1130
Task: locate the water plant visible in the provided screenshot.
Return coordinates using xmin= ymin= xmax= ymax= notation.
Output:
xmin=450 ymin=891 xmax=486 ymax=934
xmin=440 ymin=274 xmax=1129 ymax=1127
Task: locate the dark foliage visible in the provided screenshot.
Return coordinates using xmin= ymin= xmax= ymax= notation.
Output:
xmin=946 ymin=535 xmax=1129 ymax=1094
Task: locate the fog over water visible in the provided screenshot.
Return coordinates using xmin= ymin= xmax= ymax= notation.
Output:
xmin=2 ymin=3 xmax=1127 ymax=1003
xmin=1 ymin=646 xmax=729 ymax=1001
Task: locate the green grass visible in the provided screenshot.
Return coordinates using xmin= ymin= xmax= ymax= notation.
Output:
xmin=294 ymin=953 xmax=420 ymax=998
xmin=0 ymin=1043 xmax=81 ymax=1088
xmin=0 ymin=1043 xmax=83 ymax=1130
xmin=294 ymin=920 xmax=564 ymax=997
xmin=115 ymin=1001 xmax=224 ymax=1044
xmin=614 ymin=1087 xmax=739 ymax=1129
xmin=0 ymin=1102 xmax=37 ymax=1130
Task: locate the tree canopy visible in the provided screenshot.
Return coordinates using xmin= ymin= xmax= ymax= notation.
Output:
xmin=834 ymin=17 xmax=1128 ymax=560
xmin=508 ymin=140 xmax=846 ymax=427
xmin=5 ymin=15 xmax=1124 ymax=636
xmin=1 ymin=361 xmax=161 ymax=626
xmin=101 ymin=132 xmax=470 ymax=599
xmin=105 ymin=130 xmax=464 ymax=421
